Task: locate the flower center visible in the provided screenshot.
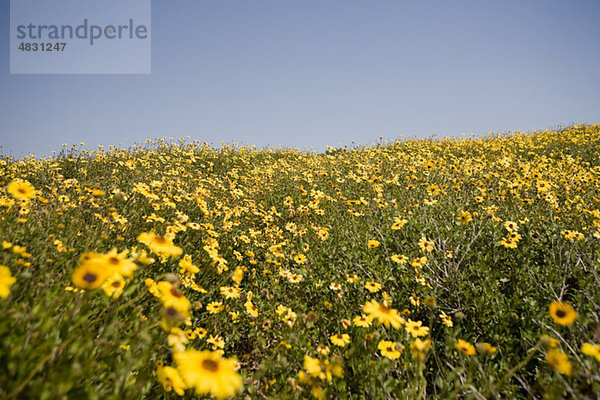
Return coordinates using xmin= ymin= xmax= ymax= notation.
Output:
xmin=201 ymin=359 xmax=219 ymax=372
xmin=166 ymin=307 xmax=178 ymax=317
xmin=379 ymin=305 xmax=391 ymax=314
xmin=83 ymin=273 xmax=97 ymax=283
xmin=556 ymin=309 xmax=566 ymax=318
xmin=108 ymin=256 xmax=120 ymax=265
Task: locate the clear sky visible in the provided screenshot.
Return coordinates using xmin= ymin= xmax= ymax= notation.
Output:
xmin=1 ymin=0 xmax=599 ymax=157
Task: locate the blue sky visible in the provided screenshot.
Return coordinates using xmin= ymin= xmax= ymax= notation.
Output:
xmin=1 ymin=0 xmax=599 ymax=157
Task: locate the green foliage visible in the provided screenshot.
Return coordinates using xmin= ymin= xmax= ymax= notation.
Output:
xmin=1 ymin=125 xmax=600 ymax=399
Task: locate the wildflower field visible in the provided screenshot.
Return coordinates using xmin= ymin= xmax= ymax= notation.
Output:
xmin=1 ymin=124 xmax=600 ymax=399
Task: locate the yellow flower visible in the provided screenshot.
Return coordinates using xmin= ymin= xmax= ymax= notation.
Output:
xmin=179 ymin=255 xmax=199 ymax=274
xmin=362 ymin=300 xmax=405 ymax=329
xmin=390 ymin=254 xmax=408 ymax=264
xmin=245 ymin=292 xmax=259 ymax=318
xmin=391 ymin=217 xmax=408 ymax=230
xmin=540 ymin=334 xmax=559 ymax=348
xmin=439 ymin=311 xmax=453 ymax=327
xmin=103 ymin=248 xmax=138 ymax=277
xmin=418 ymin=237 xmax=434 ymax=253
xmin=581 ymin=342 xmax=600 ymax=362
xmin=207 ymin=301 xmax=225 ymax=314
xmin=364 ymin=281 xmax=382 ymax=293
xmin=303 ymin=355 xmax=343 ymax=381
xmin=316 ymin=345 xmax=330 ymax=356
xmin=294 ymin=254 xmax=307 ymax=264
xmin=102 ymin=274 xmax=125 ymax=298
xmin=330 ymin=333 xmax=350 ymax=347
xmin=219 ymin=286 xmax=241 ymax=299
xmin=546 ymin=348 xmax=572 ymax=375
xmin=367 ymin=240 xmax=380 ymax=249
xmin=158 ymin=281 xmax=190 ymax=311
xmin=0 ymin=265 xmax=16 ymax=298
xmin=72 ymin=255 xmax=112 ymax=289
xmin=6 ymin=179 xmax=36 ymax=201
xmin=410 ymin=256 xmax=427 ymax=268
xmin=137 ymin=232 xmax=183 ymax=258
xmin=174 ymin=349 xmax=242 ymax=398
xmin=378 ymin=340 xmax=403 ymax=360
xmin=206 ymin=335 xmax=225 ymax=350
xmin=499 ymin=238 xmax=518 ymax=249
xmin=352 ymin=315 xmax=372 ymax=328
xmin=549 ymin=301 xmax=577 ymax=325
xmin=157 ymin=365 xmax=186 ymax=396
xmin=457 ymin=211 xmax=472 ymax=225
xmin=410 ymin=338 xmax=431 ymax=361
xmin=456 ymin=339 xmax=476 ymax=355
xmin=405 ymin=319 xmax=429 ymax=338
xmin=232 ymin=267 xmax=244 ymax=284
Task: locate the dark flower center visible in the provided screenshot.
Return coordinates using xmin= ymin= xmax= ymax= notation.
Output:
xmin=83 ymin=273 xmax=97 ymax=283
xmin=201 ymin=359 xmax=219 ymax=372
xmin=154 ymin=236 xmax=167 ymax=244
xmin=379 ymin=305 xmax=391 ymax=314
xmin=170 ymin=287 xmax=182 ymax=298
xmin=556 ymin=309 xmax=566 ymax=318
xmin=108 ymin=257 xmax=120 ymax=265
xmin=166 ymin=307 xmax=178 ymax=317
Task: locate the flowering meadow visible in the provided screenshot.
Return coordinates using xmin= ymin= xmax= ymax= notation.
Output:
xmin=1 ymin=124 xmax=600 ymax=399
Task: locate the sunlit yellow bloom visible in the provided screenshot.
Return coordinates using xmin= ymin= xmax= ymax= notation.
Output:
xmin=137 ymin=232 xmax=183 ymax=258
xmin=6 ymin=179 xmax=36 ymax=201
xmin=390 ymin=254 xmax=408 ymax=264
xmin=549 ymin=301 xmax=577 ymax=325
xmin=363 ymin=300 xmax=405 ymax=329
xmin=581 ymin=342 xmax=600 ymax=362
xmin=456 ymin=339 xmax=476 ymax=355
xmin=220 ymin=286 xmax=241 ymax=299
xmin=157 ymin=365 xmax=186 ymax=396
xmin=207 ymin=301 xmax=225 ymax=314
xmin=439 ymin=311 xmax=453 ymax=327
xmin=330 ymin=333 xmax=350 ymax=347
xmin=367 ymin=240 xmax=380 ymax=249
xmin=0 ymin=265 xmax=16 ymax=298
xmin=364 ymin=281 xmax=382 ymax=293
xmin=72 ymin=254 xmax=112 ymax=289
xmin=102 ymin=274 xmax=125 ymax=298
xmin=391 ymin=216 xmax=408 ymax=230
xmin=174 ymin=349 xmax=242 ymax=398
xmin=405 ymin=319 xmax=429 ymax=338
xmin=418 ymin=237 xmax=434 ymax=253
xmin=410 ymin=338 xmax=431 ymax=361
xmin=352 ymin=315 xmax=372 ymax=328
xmin=294 ymin=254 xmax=307 ymax=264
xmin=378 ymin=340 xmax=403 ymax=359
xmin=457 ymin=211 xmax=472 ymax=225
xmin=546 ymin=348 xmax=572 ymax=375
